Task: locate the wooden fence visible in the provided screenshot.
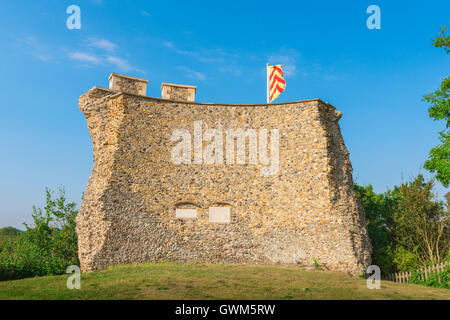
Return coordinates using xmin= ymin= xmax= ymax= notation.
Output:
xmin=382 ymin=261 xmax=449 ymax=284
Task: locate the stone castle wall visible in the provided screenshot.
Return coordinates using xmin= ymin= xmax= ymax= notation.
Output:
xmin=77 ymin=73 xmax=371 ymax=275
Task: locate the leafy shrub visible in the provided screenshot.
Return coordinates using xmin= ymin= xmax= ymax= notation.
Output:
xmin=354 ymin=176 xmax=449 ymax=275
xmin=391 ymin=176 xmax=448 ymax=266
xmin=0 ymin=187 xmax=79 ymax=281
xmin=0 ymin=227 xmax=23 ymax=237
xmin=353 ymin=184 xmax=398 ymax=274
xmin=0 ymin=233 xmax=22 ymax=254
xmin=392 ymin=246 xmax=420 ymax=273
xmin=410 ymin=264 xmax=450 ymax=289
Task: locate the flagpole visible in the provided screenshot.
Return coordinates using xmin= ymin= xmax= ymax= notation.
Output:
xmin=266 ymin=63 xmax=270 ymax=104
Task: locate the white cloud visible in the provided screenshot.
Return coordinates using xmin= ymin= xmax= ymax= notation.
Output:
xmin=22 ymin=36 xmax=40 ymax=48
xmin=18 ymin=35 xmax=142 ymax=74
xmin=219 ymin=65 xmax=241 ymax=76
xmin=268 ymin=48 xmax=300 ymax=76
xmin=311 ymin=64 xmax=346 ymax=81
xmin=34 ymin=53 xmax=52 ymax=62
xmin=178 ymin=66 xmax=206 ymax=81
xmin=166 ymin=41 xmax=256 ymax=80
xmin=163 ymin=41 xmax=194 ymax=56
xmin=18 ymin=36 xmax=53 ymax=62
xmin=107 ymin=56 xmax=135 ymax=71
xmin=69 ymin=52 xmax=101 ymax=64
xmin=324 ymin=74 xmax=339 ymax=81
xmin=164 ymin=41 xmax=234 ymax=64
xmin=323 ymin=72 xmax=346 ymax=81
xmin=197 ymin=56 xmax=225 ymax=63
xmin=87 ymin=37 xmax=117 ymax=52
xmin=141 ymin=10 xmax=151 ymax=16
xmin=76 ymin=37 xmax=138 ymax=71
xmin=68 ymin=52 xmax=139 ymax=72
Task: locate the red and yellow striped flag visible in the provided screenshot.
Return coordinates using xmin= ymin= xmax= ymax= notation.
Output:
xmin=267 ymin=64 xmax=286 ymax=103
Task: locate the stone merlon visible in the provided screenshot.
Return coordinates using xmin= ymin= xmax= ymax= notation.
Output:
xmin=109 ymin=72 xmax=148 ymax=96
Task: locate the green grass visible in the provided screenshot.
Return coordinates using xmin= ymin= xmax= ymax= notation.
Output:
xmin=0 ymin=262 xmax=449 ymax=300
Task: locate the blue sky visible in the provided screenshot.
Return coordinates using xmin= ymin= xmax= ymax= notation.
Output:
xmin=0 ymin=0 xmax=449 ymax=228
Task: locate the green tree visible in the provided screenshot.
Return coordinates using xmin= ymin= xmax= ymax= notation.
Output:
xmin=354 ymin=184 xmax=398 ymax=273
xmin=391 ymin=175 xmax=449 ymax=265
xmin=432 ymin=26 xmax=450 ymax=53
xmin=0 ymin=227 xmax=23 ymax=237
xmin=355 ymin=176 xmax=449 ymax=274
xmin=0 ymin=227 xmax=23 ymax=255
xmin=24 ymin=187 xmax=79 ymax=265
xmin=423 ymin=26 xmax=450 ymax=187
xmin=0 ymin=186 xmax=79 ymax=280
xmin=392 ymin=246 xmax=419 ymax=272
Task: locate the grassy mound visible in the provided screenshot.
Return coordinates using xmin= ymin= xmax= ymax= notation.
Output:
xmin=0 ymin=262 xmax=448 ymax=300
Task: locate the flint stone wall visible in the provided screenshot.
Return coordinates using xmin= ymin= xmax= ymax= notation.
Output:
xmin=77 ymin=81 xmax=372 ymax=276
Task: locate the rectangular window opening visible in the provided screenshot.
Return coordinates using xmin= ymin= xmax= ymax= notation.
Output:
xmin=209 ymin=206 xmax=231 ymax=223
xmin=176 ymin=208 xmax=197 ymax=219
